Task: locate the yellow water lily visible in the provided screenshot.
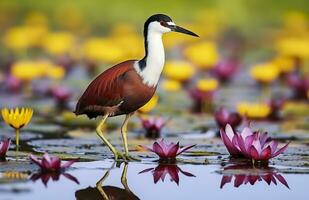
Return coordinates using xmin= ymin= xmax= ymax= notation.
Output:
xmin=83 ymin=37 xmax=126 ymax=63
xmin=237 ymin=102 xmax=271 ymax=119
xmin=184 ymin=41 xmax=219 ymax=70
xmin=271 ymin=56 xmax=295 ymax=74
xmin=43 ymin=32 xmax=75 ymax=56
xmin=161 ymin=79 xmax=182 ymax=92
xmin=139 ymin=95 xmax=159 ymax=113
xmin=276 ymin=37 xmax=309 ymax=59
xmin=3 ymin=25 xmax=48 ymax=50
xmin=1 ymin=107 xmax=33 ymax=146
xmin=11 ymin=61 xmax=45 ymax=81
xmin=163 ymin=61 xmax=195 ymax=82
xmin=11 ymin=61 xmax=66 ymax=81
xmin=250 ymin=63 xmax=279 ymax=84
xmin=196 ymin=78 xmax=219 ymax=92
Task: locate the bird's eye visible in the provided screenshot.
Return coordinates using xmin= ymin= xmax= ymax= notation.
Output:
xmin=160 ymin=21 xmax=167 ymax=27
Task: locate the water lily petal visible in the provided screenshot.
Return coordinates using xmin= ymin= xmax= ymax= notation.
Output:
xmin=272 ymin=142 xmax=290 ymax=158
xmin=274 ymin=173 xmax=290 ymax=189
xmin=220 ymin=176 xmax=232 ymax=188
xmin=139 ymin=168 xmax=154 ymax=174
xmin=168 ymin=166 xmax=180 ymax=185
xmin=153 ymin=141 xmax=167 ymax=157
xmin=249 ymin=146 xmax=260 ymax=160
xmin=29 ymin=154 xmax=43 ymax=168
xmin=220 ymin=127 xmax=239 ymax=155
xmin=50 ymin=157 xmax=61 ymax=170
xmin=61 ymin=159 xmax=78 ymax=169
xmin=62 ymin=173 xmax=80 ymax=184
xmin=234 ymin=175 xmax=246 ymax=187
xmin=167 ymin=142 xmax=179 ymax=157
xmin=260 ymin=146 xmax=272 ymax=160
xmin=176 ymin=144 xmax=195 ymax=156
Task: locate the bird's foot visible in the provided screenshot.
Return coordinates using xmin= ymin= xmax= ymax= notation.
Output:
xmin=114 ymin=151 xmax=140 ymax=162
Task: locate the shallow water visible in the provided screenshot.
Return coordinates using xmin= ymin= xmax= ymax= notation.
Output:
xmin=0 ymin=160 xmax=307 ymax=200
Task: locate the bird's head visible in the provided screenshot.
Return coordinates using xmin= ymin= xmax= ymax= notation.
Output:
xmin=144 ymin=14 xmax=199 ymax=37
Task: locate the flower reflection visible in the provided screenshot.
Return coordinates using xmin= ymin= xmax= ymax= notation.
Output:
xmin=220 ymin=164 xmax=289 ymax=189
xmin=139 ymin=164 xmax=195 ymax=185
xmin=30 ymin=171 xmax=79 ymax=187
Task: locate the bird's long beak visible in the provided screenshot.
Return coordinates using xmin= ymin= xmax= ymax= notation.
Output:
xmin=169 ymin=25 xmax=199 ymax=37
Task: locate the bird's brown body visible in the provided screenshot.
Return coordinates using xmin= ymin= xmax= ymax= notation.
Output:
xmin=75 ymin=60 xmax=156 ymax=119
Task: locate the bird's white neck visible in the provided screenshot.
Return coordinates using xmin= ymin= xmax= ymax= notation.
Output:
xmin=134 ymin=31 xmax=165 ymax=87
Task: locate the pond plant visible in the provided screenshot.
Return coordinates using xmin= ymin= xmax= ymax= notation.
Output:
xmin=1 ymin=107 xmax=33 ymax=147
xmin=142 ymin=139 xmax=195 ymax=163
xmin=0 ymin=138 xmax=11 ymax=161
xmin=140 ymin=116 xmax=169 ymax=139
xmin=220 ymin=124 xmax=289 ymax=163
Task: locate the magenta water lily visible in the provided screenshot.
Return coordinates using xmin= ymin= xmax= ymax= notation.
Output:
xmin=220 ymin=124 xmax=289 ymax=162
xmin=0 ymin=138 xmax=11 ymax=160
xmin=215 ymin=107 xmax=242 ymax=129
xmin=30 ymin=153 xmax=78 ymax=172
xmin=142 ymin=139 xmax=195 ymax=162
xmin=141 ymin=116 xmax=168 ymax=139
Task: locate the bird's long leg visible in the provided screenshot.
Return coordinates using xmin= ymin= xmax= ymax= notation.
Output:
xmin=96 ymin=114 xmax=123 ymax=161
xmin=121 ymin=113 xmax=139 ymax=161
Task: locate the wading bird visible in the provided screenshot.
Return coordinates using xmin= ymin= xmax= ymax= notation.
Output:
xmin=75 ymin=14 xmax=198 ymax=161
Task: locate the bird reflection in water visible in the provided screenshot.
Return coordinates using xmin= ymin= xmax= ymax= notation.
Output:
xmin=220 ymin=164 xmax=289 ymax=189
xmin=139 ymin=164 xmax=195 ymax=185
xmin=75 ymin=162 xmax=139 ymax=200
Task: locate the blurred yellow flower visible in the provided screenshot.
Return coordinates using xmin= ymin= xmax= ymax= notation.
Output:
xmin=3 ymin=25 xmax=48 ymax=50
xmin=42 ymin=62 xmax=66 ymax=80
xmin=1 ymin=107 xmax=33 ymax=146
xmin=237 ymin=102 xmax=271 ymax=119
xmin=184 ymin=41 xmax=219 ymax=69
xmin=111 ymin=34 xmax=144 ymax=59
xmin=162 ymin=79 xmax=182 ymax=92
xmin=250 ymin=63 xmax=279 ymax=84
xmin=43 ymin=32 xmax=75 ymax=55
xmin=83 ymin=38 xmax=126 ymax=63
xmin=276 ymin=37 xmax=309 ymax=59
xmin=139 ymin=95 xmax=159 ymax=113
xmin=11 ymin=61 xmax=45 ymax=81
xmin=271 ymin=56 xmax=295 ymax=74
xmin=196 ymin=78 xmax=219 ymax=92
xmin=11 ymin=61 xmax=66 ymax=81
xmin=163 ymin=61 xmax=195 ymax=82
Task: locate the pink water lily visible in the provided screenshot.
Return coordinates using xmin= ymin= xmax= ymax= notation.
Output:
xmin=0 ymin=138 xmax=11 ymax=160
xmin=139 ymin=164 xmax=195 ymax=185
xmin=141 ymin=117 xmax=168 ymax=139
xmin=30 ymin=153 xmax=78 ymax=172
xmin=142 ymin=139 xmax=195 ymax=161
xmin=51 ymin=86 xmax=72 ymax=110
xmin=287 ymin=73 xmax=309 ymax=99
xmin=220 ymin=124 xmax=289 ymax=161
xmin=212 ymin=59 xmax=239 ymax=82
xmin=215 ymin=107 xmax=242 ymax=129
